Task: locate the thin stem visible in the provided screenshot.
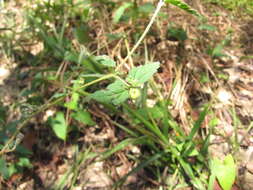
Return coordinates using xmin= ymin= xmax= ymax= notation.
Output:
xmin=126 ymin=0 xmax=164 ymax=60
xmin=76 ymin=73 xmax=130 ymax=91
xmin=117 ymin=0 xmax=165 ymax=71
xmin=77 ymin=73 xmax=115 ymax=90
xmin=80 ymin=74 xmax=106 ymax=78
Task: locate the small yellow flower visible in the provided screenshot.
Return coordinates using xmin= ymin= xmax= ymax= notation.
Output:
xmin=129 ymin=88 xmax=141 ymax=99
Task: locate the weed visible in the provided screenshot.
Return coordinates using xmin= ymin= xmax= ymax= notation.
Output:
xmin=0 ymin=0 xmax=244 ymax=189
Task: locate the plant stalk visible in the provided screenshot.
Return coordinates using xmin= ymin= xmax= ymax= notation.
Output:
xmin=117 ymin=0 xmax=165 ymax=70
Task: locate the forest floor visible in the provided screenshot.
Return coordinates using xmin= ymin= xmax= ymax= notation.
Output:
xmin=0 ymin=0 xmax=253 ymax=190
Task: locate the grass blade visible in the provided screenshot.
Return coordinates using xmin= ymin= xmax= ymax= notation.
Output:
xmin=188 ymin=105 xmax=209 ymax=141
xmin=112 ymin=121 xmax=139 ymax=137
xmin=101 ymin=136 xmax=147 ymax=160
xmin=123 ymin=104 xmax=169 ymax=145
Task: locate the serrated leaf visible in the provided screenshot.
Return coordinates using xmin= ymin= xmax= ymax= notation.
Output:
xmin=111 ymin=90 xmax=129 ymax=105
xmin=90 ymin=80 xmax=129 ymax=105
xmin=113 ymin=2 xmax=133 ymax=23
xmin=165 ymin=0 xmax=201 ymax=17
xmin=107 ymin=80 xmax=129 ymax=104
xmin=89 ymin=90 xmax=113 ymax=103
xmin=50 ymin=112 xmax=68 ymax=141
xmin=71 ymin=109 xmax=96 ymax=126
xmin=126 ymin=62 xmax=160 ymax=86
xmin=107 ymin=79 xmax=125 ymax=91
xmin=211 ymin=154 xmax=236 ymax=190
xmin=94 ymin=55 xmax=116 ymax=67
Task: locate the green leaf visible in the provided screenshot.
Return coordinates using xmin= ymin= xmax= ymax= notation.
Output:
xmin=170 ymin=147 xmax=206 ymax=189
xmin=136 ymin=106 xmax=164 ymax=120
xmin=209 ymin=117 xmax=219 ymax=128
xmin=0 ymin=157 xmax=9 ymax=179
xmin=123 ymin=104 xmax=169 ymax=144
xmin=90 ymin=80 xmax=129 ymax=105
xmin=64 ymin=51 xmax=79 ymax=63
xmin=167 ymin=26 xmax=187 ymax=41
xmin=64 ymin=79 xmax=84 ymax=110
xmin=74 ymin=24 xmax=91 ymax=44
xmin=71 ymin=109 xmax=96 ymax=126
xmin=15 ymin=145 xmax=33 ymax=156
xmin=165 ymin=0 xmax=201 ymax=17
xmin=50 ymin=112 xmax=68 ymax=141
xmin=211 ymin=44 xmax=226 ymax=57
xmin=17 ymin=157 xmax=32 ymax=168
xmin=188 ymin=105 xmax=209 ymax=140
xmin=200 ymin=133 xmax=210 ymax=156
xmin=8 ymin=164 xmax=17 ymax=177
xmin=94 ymin=55 xmax=116 ymax=67
xmin=64 ymin=92 xmax=79 ymax=110
xmin=126 ymin=62 xmax=160 ymax=86
xmin=208 ymin=172 xmax=216 ymax=190
xmin=89 ymin=90 xmax=113 ymax=103
xmin=102 ymin=137 xmax=147 ymax=159
xmin=113 ymin=2 xmax=133 ymax=23
xmin=211 ymin=154 xmax=236 ymax=190
xmin=177 ymin=142 xmax=199 ymax=157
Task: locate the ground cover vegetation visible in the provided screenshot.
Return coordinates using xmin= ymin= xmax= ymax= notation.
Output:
xmin=0 ymin=0 xmax=253 ymax=189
